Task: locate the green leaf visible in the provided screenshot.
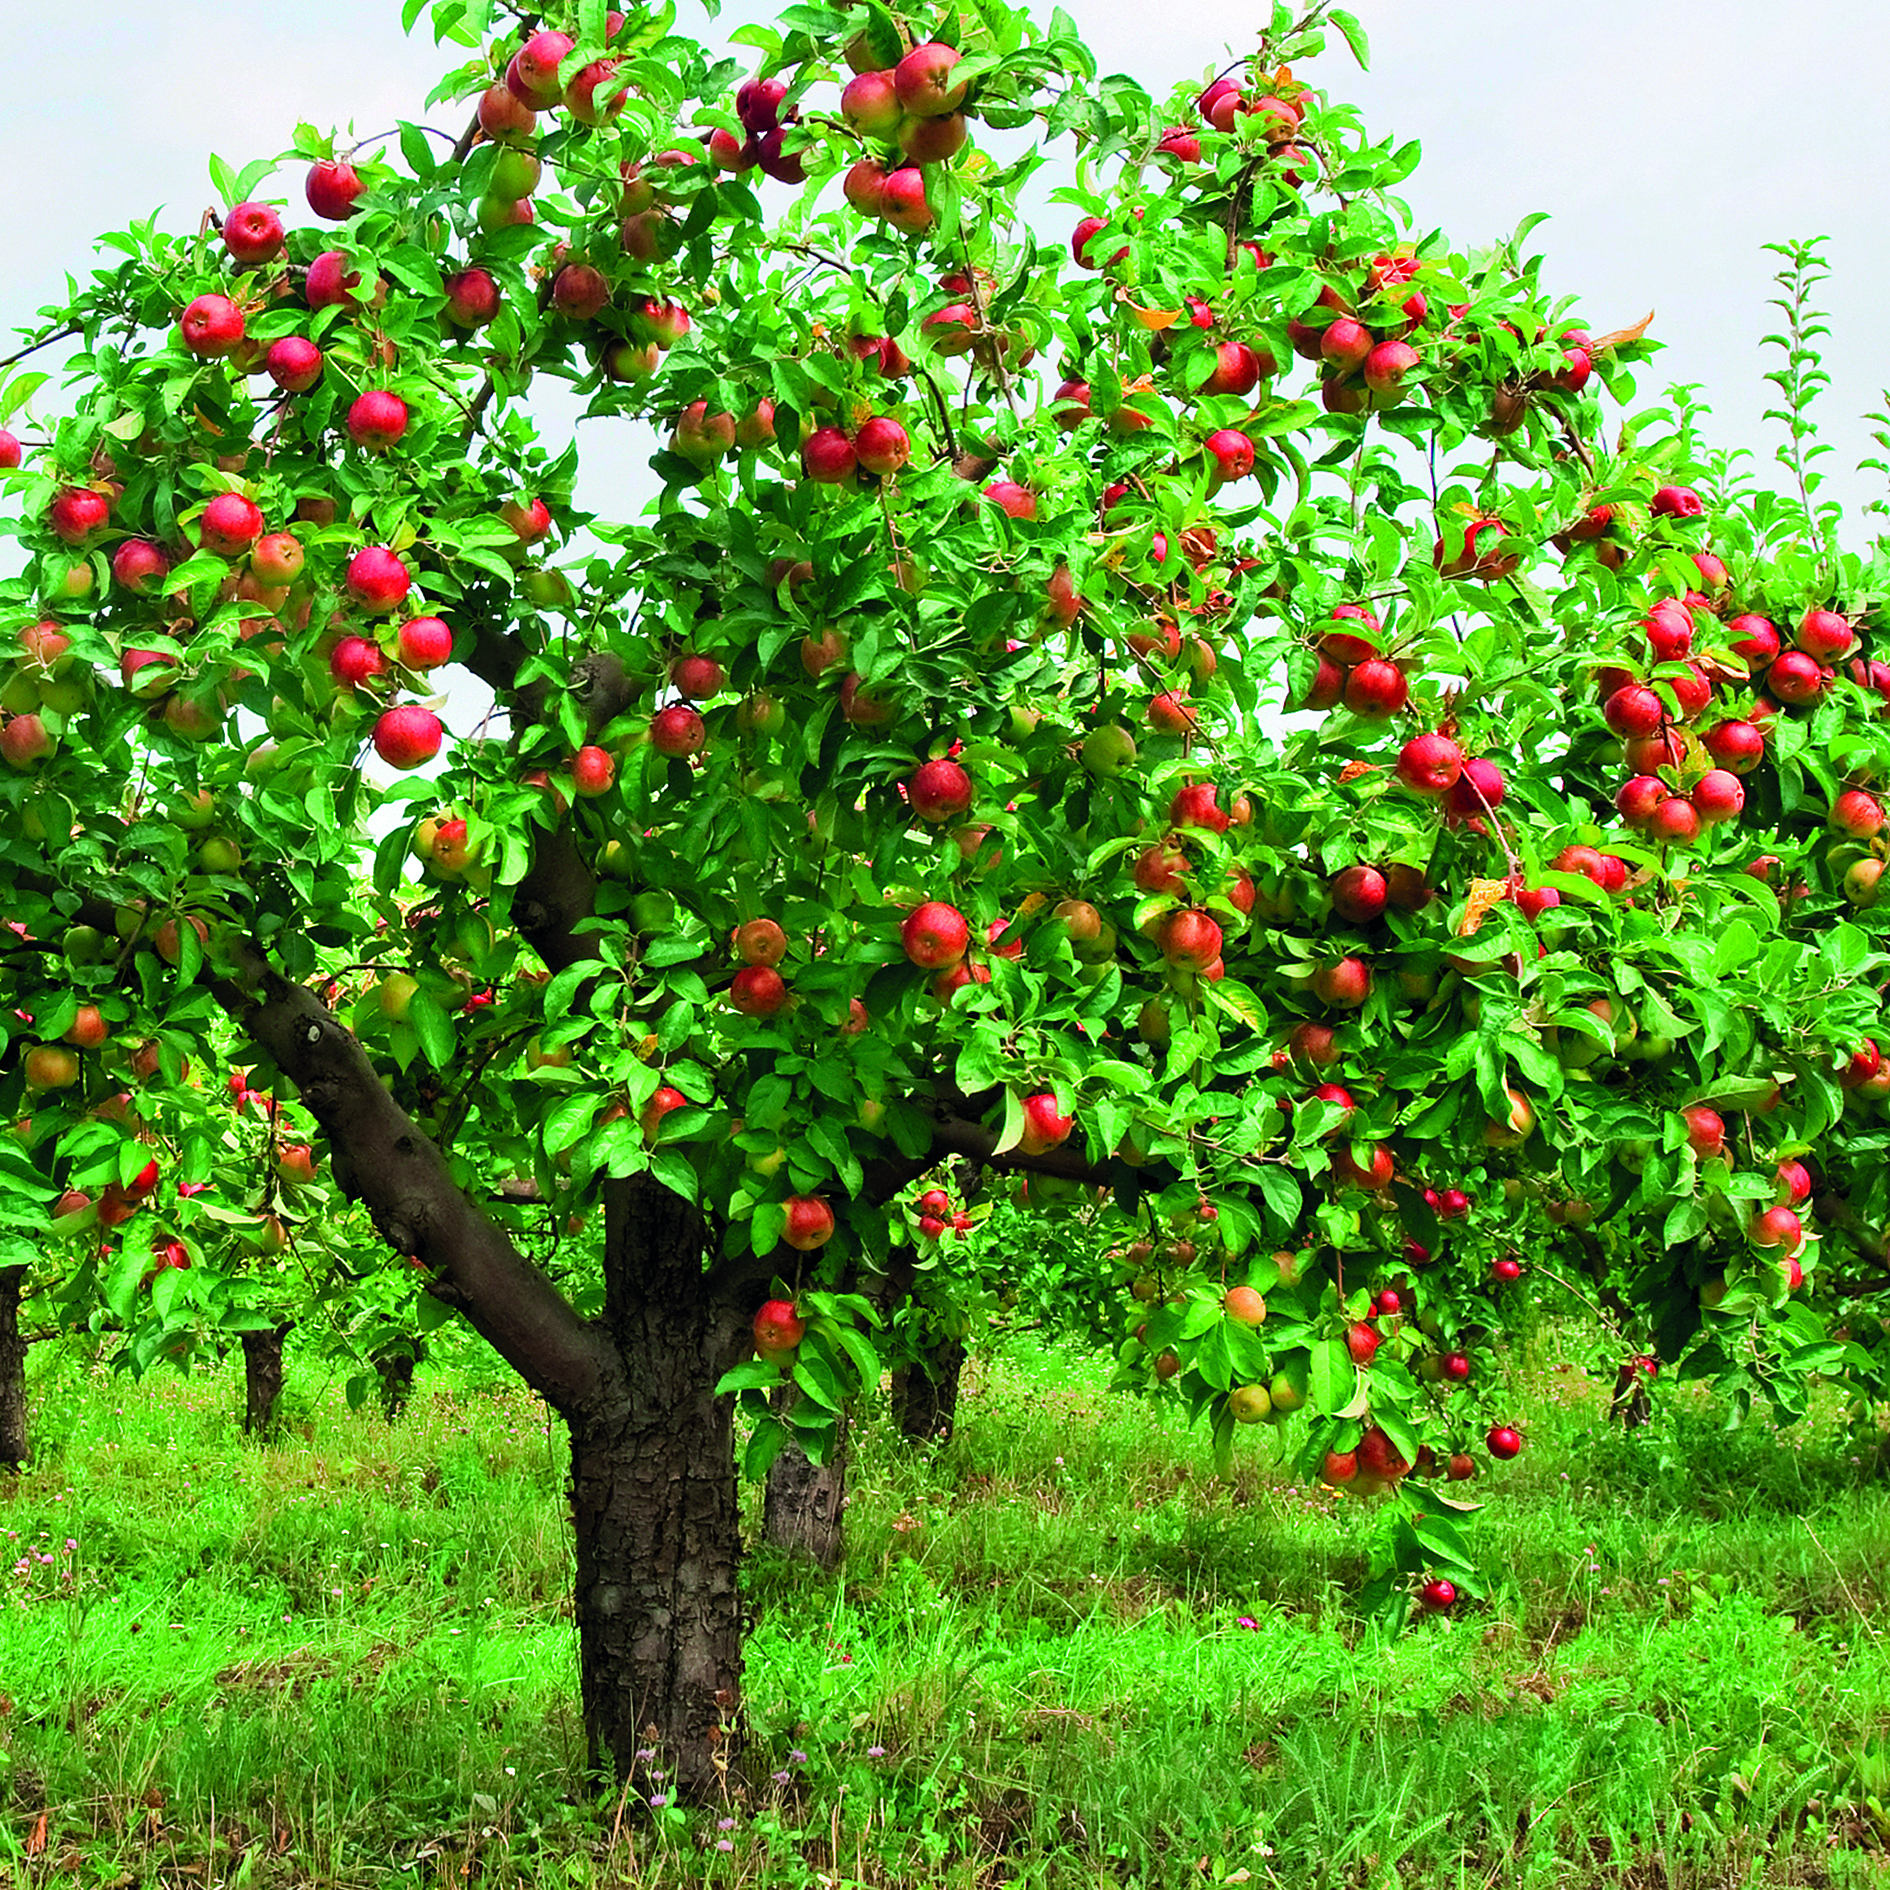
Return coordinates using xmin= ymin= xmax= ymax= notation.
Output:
xmin=406 ymin=986 xmax=455 ymax=1070
xmin=1309 ymin=1337 xmax=1357 ymax=1415
xmin=1329 ymin=8 xmax=1370 ymax=67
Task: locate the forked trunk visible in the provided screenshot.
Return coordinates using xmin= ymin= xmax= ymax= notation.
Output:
xmin=762 ymin=1388 xmax=848 ymax=1569
xmin=572 ymin=1176 xmax=746 ymax=1803
xmin=241 ymin=1325 xmax=290 ymax=1436
xmin=891 ymin=1335 xmax=966 ymax=1443
xmin=0 ymin=1267 xmax=27 ymax=1470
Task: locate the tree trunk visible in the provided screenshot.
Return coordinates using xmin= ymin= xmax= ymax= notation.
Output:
xmin=571 ymin=1176 xmax=748 ymax=1802
xmin=891 ymin=1335 xmax=965 ymax=1443
xmin=0 ymin=1267 xmax=27 ymax=1471
xmin=241 ymin=1325 xmax=290 ymax=1436
xmin=762 ymin=1387 xmax=848 ymax=1569
xmin=374 ymin=1340 xmax=422 ymax=1421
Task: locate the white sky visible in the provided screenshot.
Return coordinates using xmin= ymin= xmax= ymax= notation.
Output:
xmin=4 ymin=0 xmax=1887 ymax=593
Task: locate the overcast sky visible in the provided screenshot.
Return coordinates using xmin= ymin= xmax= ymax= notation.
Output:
xmin=7 ymin=0 xmax=1887 ymax=521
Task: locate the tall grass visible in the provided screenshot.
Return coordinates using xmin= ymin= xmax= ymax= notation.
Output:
xmin=1 ymin=1329 xmax=1885 ymax=1887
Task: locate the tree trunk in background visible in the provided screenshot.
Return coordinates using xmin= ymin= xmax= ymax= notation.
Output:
xmin=762 ymin=1386 xmax=848 ymax=1569
xmin=241 ymin=1325 xmax=290 ymax=1436
xmin=0 ymin=1268 xmax=27 ymax=1471
xmin=891 ymin=1336 xmax=966 ymax=1443
xmin=374 ymin=1339 xmax=423 ymax=1421
xmin=572 ymin=1176 xmax=747 ymax=1802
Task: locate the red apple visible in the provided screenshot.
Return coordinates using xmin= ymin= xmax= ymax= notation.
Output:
xmin=650 ymin=705 xmax=707 ymax=757
xmin=345 ymin=546 xmax=411 ymax=612
xmin=902 ymin=901 xmax=970 ymax=970
xmin=782 ymin=1194 xmax=835 ymax=1251
xmin=909 ymin=757 xmax=973 ymax=823
xmin=372 ymin=705 xmax=443 ymax=770
xmin=306 ymin=158 xmax=364 ymax=220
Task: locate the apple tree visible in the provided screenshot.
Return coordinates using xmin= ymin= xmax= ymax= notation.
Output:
xmin=4 ymin=0 xmax=1890 ymax=1801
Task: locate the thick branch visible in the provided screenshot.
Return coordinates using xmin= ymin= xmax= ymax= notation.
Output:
xmin=234 ymin=951 xmax=611 ymax=1414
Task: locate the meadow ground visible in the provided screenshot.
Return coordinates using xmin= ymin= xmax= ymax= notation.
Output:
xmin=0 ymin=1328 xmax=1886 ymax=1889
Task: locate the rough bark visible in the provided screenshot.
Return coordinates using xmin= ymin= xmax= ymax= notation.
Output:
xmin=891 ymin=1336 xmax=966 ymax=1444
xmin=570 ymin=1175 xmax=747 ymax=1802
xmin=374 ymin=1341 xmax=422 ymax=1421
xmin=762 ymin=1388 xmax=849 ymax=1569
xmin=241 ymin=1325 xmax=290 ymax=1436
xmin=0 ymin=1267 xmax=27 ymax=1471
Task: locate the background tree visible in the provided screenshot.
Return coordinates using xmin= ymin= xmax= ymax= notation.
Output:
xmin=3 ymin=0 xmax=1888 ymax=1809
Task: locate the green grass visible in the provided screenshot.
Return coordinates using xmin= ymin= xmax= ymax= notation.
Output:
xmin=2 ymin=1332 xmax=1887 ymax=1888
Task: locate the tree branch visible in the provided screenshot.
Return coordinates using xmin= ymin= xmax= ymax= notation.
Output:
xmin=230 ymin=947 xmax=612 ymax=1413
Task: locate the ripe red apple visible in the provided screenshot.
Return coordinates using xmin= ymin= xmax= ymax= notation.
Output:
xmin=1491 ymin=1257 xmax=1521 ymax=1284
xmin=753 ymin=1298 xmax=805 ymax=1356
xmin=1768 ymin=650 xmax=1826 ymax=705
xmin=1203 ymin=428 xmax=1256 ymax=485
xmin=801 ymin=427 xmax=857 ymax=485
xmin=909 ymin=757 xmax=973 ymax=823
xmin=1830 ymin=788 xmax=1885 ymax=839
xmin=1485 ymin=1425 xmax=1523 ymax=1460
xmin=733 ymin=919 xmax=787 ymax=967
xmin=1330 ymin=865 xmax=1388 ymax=924
xmin=347 ymin=391 xmax=409 ymax=453
xmin=783 ymin=1194 xmax=836 ymax=1251
xmin=1650 ymin=485 xmax=1703 ymax=520
xmin=1158 ymin=908 xmax=1222 ymax=971
xmin=1361 ymin=338 xmax=1420 ymax=401
xmin=1702 ymin=719 xmax=1764 ymax=774
xmin=902 ymin=901 xmax=970 ymax=970
xmin=729 ymin=965 xmax=791 ymax=1016
xmin=306 ymin=158 xmax=364 ymax=220
xmin=894 ymin=41 xmax=967 ymax=116
xmin=1344 ymin=1320 xmax=1381 ymax=1364
xmin=879 ymin=167 xmax=934 ymax=234
xmin=443 ymin=267 xmax=502 ymax=330
xmin=50 ymin=487 xmax=110 ymax=544
xmin=1747 ymin=1205 xmax=1802 ymax=1250
xmin=1419 ymin=1578 xmax=1457 ymax=1611
xmin=372 ymin=705 xmax=443 ymax=770
xmin=305 ymin=251 xmax=368 ymax=311
xmin=854 ymin=415 xmax=910 ymax=477
xmin=199 ymin=492 xmax=264 ymax=558
xmin=1 ymin=713 xmax=52 ymax=770
xmin=1798 ymin=607 xmax=1855 ymax=659
xmin=553 ymin=262 xmax=610 ymax=321
xmin=1019 ymin=1092 xmax=1075 ymax=1155
xmin=1312 ymin=955 xmax=1370 ymax=1009
xmin=1775 ymin=1159 xmax=1811 ymax=1205
xmin=1680 ymin=1104 xmax=1725 ymax=1158
xmin=0 ymin=429 xmax=19 ymax=469
xmin=345 ymin=546 xmax=411 ymax=612
xmin=179 ymin=293 xmax=245 ymax=358
xmin=1342 ymin=658 xmax=1407 ymax=719
xmin=983 ymin=479 xmax=1038 ymax=520
xmin=1649 ymin=796 xmax=1701 ymax=844
xmin=571 ymin=746 xmax=616 ymax=797
xmin=1444 ymin=757 xmax=1504 ymax=820
xmin=1602 ymin=685 xmax=1663 ymax=739
xmin=397 ymin=616 xmax=453 ymax=669
xmin=650 ymin=705 xmax=707 ymax=757
xmin=1147 ymin=691 xmax=1195 ymax=735
xmin=1690 ymin=769 xmax=1744 ymax=825
xmin=222 ymin=200 xmax=285 ymax=265
xmin=1396 ymin=732 xmax=1463 ymax=796
xmin=264 ymin=336 xmax=323 ymax=393
xmin=330 ymin=636 xmax=387 ymax=689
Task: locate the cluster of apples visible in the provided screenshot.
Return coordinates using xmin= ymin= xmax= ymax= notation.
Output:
xmin=913 ymin=1184 xmax=974 ymax=1241
xmin=1287 ymin=251 xmax=1429 ymax=415
xmin=836 ymin=41 xmax=973 ymax=235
